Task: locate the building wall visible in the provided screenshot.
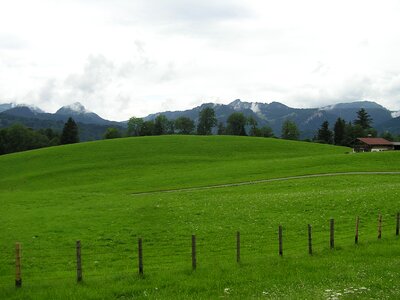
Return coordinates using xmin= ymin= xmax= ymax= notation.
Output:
xmin=354 ymin=144 xmax=393 ymax=152
xmin=370 ymin=146 xmax=393 ymax=152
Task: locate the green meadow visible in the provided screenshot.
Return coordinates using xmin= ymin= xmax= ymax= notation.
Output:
xmin=1 ymin=135 xmax=400 ymax=299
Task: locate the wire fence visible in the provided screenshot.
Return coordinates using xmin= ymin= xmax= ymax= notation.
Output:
xmin=1 ymin=212 xmax=399 ymax=289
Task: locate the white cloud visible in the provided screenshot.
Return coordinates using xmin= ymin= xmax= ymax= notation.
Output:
xmin=0 ymin=0 xmax=400 ymax=120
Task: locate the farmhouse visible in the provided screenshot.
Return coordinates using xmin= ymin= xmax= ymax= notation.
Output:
xmin=392 ymin=142 xmax=400 ymax=151
xmin=354 ymin=138 xmax=394 ymax=152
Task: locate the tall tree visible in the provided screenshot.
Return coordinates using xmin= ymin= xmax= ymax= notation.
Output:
xmin=226 ymin=112 xmax=247 ymax=136
xmin=153 ymin=114 xmax=169 ymax=135
xmin=333 ymin=118 xmax=346 ymax=145
xmin=166 ymin=119 xmax=175 ymax=134
xmin=247 ymin=116 xmax=258 ymax=136
xmin=197 ymin=107 xmax=217 ymax=135
xmin=316 ymin=121 xmax=333 ymax=144
xmin=342 ymin=122 xmax=364 ymax=146
xmin=38 ymin=128 xmax=60 ymax=146
xmin=354 ymin=108 xmax=373 ymax=129
xmin=175 ymin=117 xmax=195 ymax=134
xmin=140 ymin=120 xmax=155 ymax=136
xmin=281 ymin=119 xmax=299 ymax=140
xmin=127 ymin=117 xmax=144 ymax=136
xmin=0 ymin=128 xmax=6 ymax=155
xmin=342 ymin=122 xmax=354 ymax=146
xmin=60 ymin=117 xmax=79 ymax=144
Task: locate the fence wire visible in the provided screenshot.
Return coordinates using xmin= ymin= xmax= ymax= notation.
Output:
xmin=1 ymin=213 xmax=400 ymax=289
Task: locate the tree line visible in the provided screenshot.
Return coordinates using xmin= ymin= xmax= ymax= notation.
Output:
xmin=117 ymin=107 xmax=399 ymax=146
xmin=1 ymin=107 xmax=399 ymax=155
xmin=0 ymin=117 xmax=79 ymax=155
xmin=313 ymin=108 xmax=399 ymax=146
xmin=121 ymin=108 xmax=275 ymax=138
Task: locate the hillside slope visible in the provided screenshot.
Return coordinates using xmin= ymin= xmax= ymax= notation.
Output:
xmin=1 ymin=136 xmax=400 ymax=299
xmin=0 ymin=135 xmax=399 ymax=195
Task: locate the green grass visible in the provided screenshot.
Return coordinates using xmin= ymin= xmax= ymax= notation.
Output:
xmin=1 ymin=135 xmax=400 ymax=299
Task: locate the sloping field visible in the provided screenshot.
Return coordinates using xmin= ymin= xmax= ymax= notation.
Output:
xmin=1 ymin=136 xmax=400 ymax=299
xmin=0 ymin=135 xmax=398 ymax=194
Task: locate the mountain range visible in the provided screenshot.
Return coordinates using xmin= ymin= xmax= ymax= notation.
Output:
xmin=0 ymin=102 xmax=124 ymax=141
xmin=145 ymin=100 xmax=400 ymax=138
xmin=1 ymin=100 xmax=399 ymax=140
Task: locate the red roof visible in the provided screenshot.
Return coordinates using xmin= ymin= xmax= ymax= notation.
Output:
xmin=357 ymin=138 xmax=393 ymax=146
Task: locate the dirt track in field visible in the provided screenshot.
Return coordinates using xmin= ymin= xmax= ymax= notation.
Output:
xmin=131 ymin=171 xmax=400 ymax=196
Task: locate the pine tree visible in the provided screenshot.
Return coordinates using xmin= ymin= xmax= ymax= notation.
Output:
xmin=153 ymin=114 xmax=169 ymax=135
xmin=316 ymin=121 xmax=333 ymax=144
xmin=354 ymin=108 xmax=373 ymax=129
xmin=60 ymin=117 xmax=79 ymax=144
xmin=333 ymin=118 xmax=346 ymax=145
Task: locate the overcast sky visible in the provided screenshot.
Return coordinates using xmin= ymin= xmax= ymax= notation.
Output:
xmin=1 ymin=0 xmax=400 ymax=120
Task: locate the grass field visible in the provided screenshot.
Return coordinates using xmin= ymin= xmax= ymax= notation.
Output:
xmin=1 ymin=136 xmax=400 ymax=299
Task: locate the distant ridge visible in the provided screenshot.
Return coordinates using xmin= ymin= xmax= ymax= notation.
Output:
xmin=54 ymin=102 xmax=112 ymax=125
xmin=144 ymin=99 xmax=396 ymax=137
xmin=1 ymin=99 xmax=399 ymax=137
xmin=0 ymin=102 xmax=124 ymax=141
xmin=1 ymin=102 xmax=118 ymax=126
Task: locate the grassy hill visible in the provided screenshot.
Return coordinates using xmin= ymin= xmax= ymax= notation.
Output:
xmin=1 ymin=135 xmax=399 ymax=194
xmin=1 ymin=136 xmax=400 ymax=299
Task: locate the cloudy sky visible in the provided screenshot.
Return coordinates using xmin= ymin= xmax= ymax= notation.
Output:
xmin=1 ymin=0 xmax=400 ymax=120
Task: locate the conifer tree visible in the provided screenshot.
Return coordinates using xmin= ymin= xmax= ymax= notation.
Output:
xmin=333 ymin=118 xmax=346 ymax=145
xmin=60 ymin=117 xmax=79 ymax=144
xmin=354 ymin=108 xmax=373 ymax=129
xmin=316 ymin=121 xmax=333 ymax=144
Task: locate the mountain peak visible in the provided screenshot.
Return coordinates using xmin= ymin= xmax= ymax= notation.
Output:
xmin=56 ymin=102 xmax=90 ymax=115
xmin=16 ymin=103 xmax=45 ymax=114
xmin=228 ymin=99 xmax=242 ymax=106
xmin=268 ymin=101 xmax=289 ymax=109
xmin=228 ymin=99 xmax=253 ymax=111
xmin=0 ymin=103 xmax=44 ymax=114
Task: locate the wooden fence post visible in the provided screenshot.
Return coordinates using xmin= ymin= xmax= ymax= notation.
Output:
xmin=378 ymin=214 xmax=382 ymax=239
xmin=138 ymin=238 xmax=143 ymax=275
xmin=308 ymin=224 xmax=312 ymax=255
xmin=76 ymin=240 xmax=82 ymax=282
xmin=355 ymin=216 xmax=359 ymax=244
xmin=278 ymin=225 xmax=283 ymax=256
xmin=396 ymin=212 xmax=399 ymax=236
xmin=236 ymin=231 xmax=240 ymax=263
xmin=15 ymin=242 xmax=22 ymax=288
xmin=330 ymin=219 xmax=334 ymax=249
xmin=191 ymin=235 xmax=196 ymax=270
